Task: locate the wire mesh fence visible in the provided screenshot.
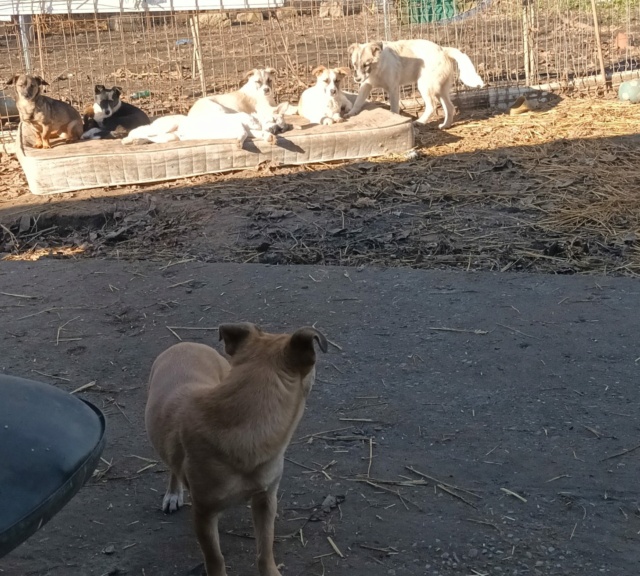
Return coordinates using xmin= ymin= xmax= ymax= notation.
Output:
xmin=0 ymin=0 xmax=638 ymax=138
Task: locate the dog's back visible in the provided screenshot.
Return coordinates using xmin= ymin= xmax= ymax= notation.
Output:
xmin=147 ymin=342 xmax=229 ymax=409
xmin=189 ymin=91 xmax=257 ymax=117
xmin=33 ymin=95 xmax=83 ymax=130
xmin=102 ymin=101 xmax=150 ymax=132
xmin=146 ymin=342 xmax=230 ymax=458
xmin=384 ymin=39 xmax=452 ymax=86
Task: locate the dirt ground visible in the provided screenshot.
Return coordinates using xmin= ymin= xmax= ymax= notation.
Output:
xmin=1 ymin=94 xmax=640 ymax=575
xmin=2 ymin=97 xmax=640 ymax=276
xmin=1 ymin=259 xmax=639 ymax=576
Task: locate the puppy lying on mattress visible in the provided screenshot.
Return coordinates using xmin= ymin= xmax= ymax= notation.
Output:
xmin=122 ymin=101 xmax=289 ymax=149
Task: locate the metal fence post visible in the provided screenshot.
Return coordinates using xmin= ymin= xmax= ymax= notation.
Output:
xmin=18 ymin=15 xmax=32 ymax=73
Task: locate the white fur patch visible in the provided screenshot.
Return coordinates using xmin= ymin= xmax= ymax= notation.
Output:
xmin=93 ymin=98 xmax=121 ymax=124
xmin=92 ymin=102 xmax=106 ymax=124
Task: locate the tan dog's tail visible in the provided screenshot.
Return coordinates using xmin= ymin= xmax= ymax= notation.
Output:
xmin=443 ymin=47 xmax=484 ymax=89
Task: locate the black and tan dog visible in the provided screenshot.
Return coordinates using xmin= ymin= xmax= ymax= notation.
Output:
xmin=82 ymin=84 xmax=150 ymax=139
xmin=7 ymin=74 xmax=83 ymax=149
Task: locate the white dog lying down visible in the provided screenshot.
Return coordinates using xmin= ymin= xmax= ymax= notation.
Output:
xmin=122 ymin=102 xmax=288 ymax=148
xmin=189 ymin=68 xmax=277 ymax=118
xmin=298 ymin=66 xmax=353 ymax=125
xmin=187 ymin=67 xmax=293 ymax=134
xmin=347 ymin=39 xmax=484 ymax=129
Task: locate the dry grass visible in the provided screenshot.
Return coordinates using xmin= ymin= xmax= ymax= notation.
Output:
xmin=1 ymin=96 xmax=639 ymax=276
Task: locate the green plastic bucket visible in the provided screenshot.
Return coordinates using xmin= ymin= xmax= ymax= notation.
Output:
xmin=398 ymin=0 xmax=457 ymax=24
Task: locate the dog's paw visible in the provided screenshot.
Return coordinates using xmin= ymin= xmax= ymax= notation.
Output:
xmin=162 ymin=490 xmax=184 ymax=513
xmin=321 ymin=118 xmax=334 ymax=126
xmin=262 ymin=132 xmax=277 ymax=144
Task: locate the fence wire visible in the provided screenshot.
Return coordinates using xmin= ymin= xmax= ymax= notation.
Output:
xmin=0 ymin=0 xmax=638 ymax=133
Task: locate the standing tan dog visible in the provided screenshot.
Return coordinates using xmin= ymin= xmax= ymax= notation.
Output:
xmin=347 ymin=40 xmax=484 ymax=128
xmin=146 ymin=323 xmax=328 ymax=576
xmin=7 ymin=74 xmax=83 ymax=148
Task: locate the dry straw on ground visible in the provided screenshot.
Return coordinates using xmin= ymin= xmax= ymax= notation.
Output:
xmin=1 ymin=96 xmax=639 ymax=276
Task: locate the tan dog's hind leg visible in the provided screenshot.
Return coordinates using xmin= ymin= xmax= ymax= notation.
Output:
xmin=438 ymin=92 xmax=455 ymax=129
xmin=251 ymin=486 xmax=282 ymax=576
xmin=162 ymin=473 xmax=185 ymax=513
xmin=66 ymin=118 xmax=84 ymax=142
xmin=193 ymin=507 xmax=227 ymax=576
xmin=415 ymin=77 xmax=436 ymax=125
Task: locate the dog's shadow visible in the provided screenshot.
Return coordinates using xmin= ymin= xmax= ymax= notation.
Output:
xmin=411 ymin=122 xmax=463 ymax=149
xmin=243 ymin=136 xmax=305 ymax=155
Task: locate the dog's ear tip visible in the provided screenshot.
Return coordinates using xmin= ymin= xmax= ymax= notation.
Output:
xmin=219 ymin=322 xmax=254 ymax=355
xmin=291 ymin=327 xmax=329 ymax=354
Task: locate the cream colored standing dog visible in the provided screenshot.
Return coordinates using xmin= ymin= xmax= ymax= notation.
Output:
xmin=145 ymin=323 xmax=328 ymax=576
xmin=347 ymin=40 xmax=484 ymax=128
xmin=298 ymin=66 xmax=353 ymax=125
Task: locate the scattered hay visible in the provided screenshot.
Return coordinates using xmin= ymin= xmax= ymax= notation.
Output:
xmin=1 ymin=97 xmax=639 ymax=276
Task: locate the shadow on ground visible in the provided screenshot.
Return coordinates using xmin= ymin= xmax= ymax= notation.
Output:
xmin=1 ymin=129 xmax=639 ymax=276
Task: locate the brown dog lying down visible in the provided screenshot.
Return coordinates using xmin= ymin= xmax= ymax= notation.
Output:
xmin=7 ymin=74 xmax=83 ymax=149
xmin=146 ymin=323 xmax=328 ymax=576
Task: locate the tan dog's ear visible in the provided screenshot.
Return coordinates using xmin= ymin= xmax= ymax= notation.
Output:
xmin=265 ymin=67 xmax=277 ymax=76
xmin=287 ymin=327 xmax=328 ymax=373
xmin=34 ymin=76 xmax=49 ymax=86
xmin=312 ymin=65 xmax=327 ymax=77
xmin=370 ymin=42 xmax=384 ymax=57
xmin=348 ymin=43 xmax=358 ymax=58
xmin=242 ymin=69 xmax=258 ymax=82
xmin=219 ymin=322 xmax=256 ymax=356
xmin=6 ymin=74 xmax=20 ymax=86
xmin=336 ymin=67 xmax=350 ymax=78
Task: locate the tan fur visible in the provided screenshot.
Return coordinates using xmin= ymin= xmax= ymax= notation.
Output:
xmin=298 ymin=66 xmax=353 ymax=125
xmin=7 ymin=74 xmax=83 ymax=148
xmin=347 ymin=40 xmax=484 ymax=129
xmin=145 ymin=323 xmax=328 ymax=576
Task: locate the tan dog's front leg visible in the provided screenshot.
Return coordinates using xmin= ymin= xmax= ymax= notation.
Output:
xmin=251 ymin=486 xmax=281 ymax=576
xmin=346 ymin=83 xmax=373 ymax=117
xmin=388 ymin=87 xmax=401 ymax=115
xmin=40 ymin=125 xmax=52 ymax=149
xmin=194 ymin=507 xmax=227 ymax=576
xmin=32 ymin=126 xmax=44 ymax=149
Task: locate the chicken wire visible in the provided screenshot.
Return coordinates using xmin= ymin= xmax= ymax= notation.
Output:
xmin=0 ymin=0 xmax=638 ymax=135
